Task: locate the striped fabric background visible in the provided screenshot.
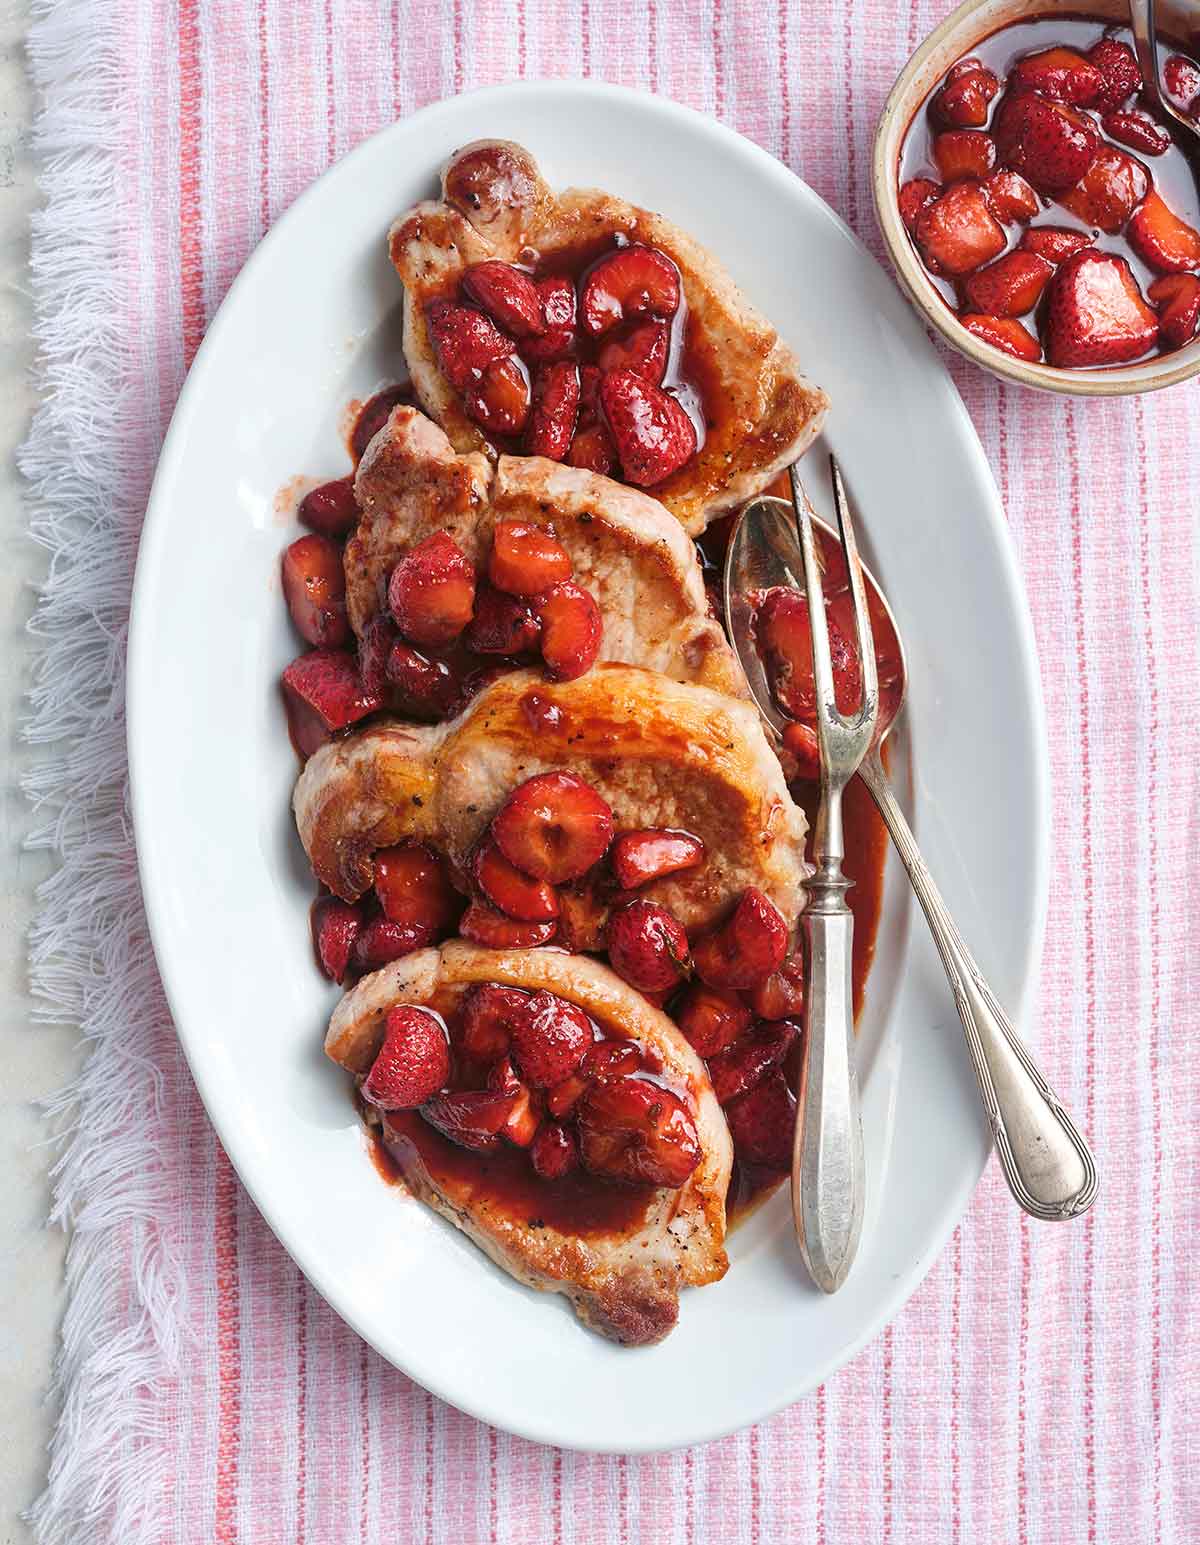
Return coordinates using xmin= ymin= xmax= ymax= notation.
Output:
xmin=24 ymin=0 xmax=1199 ymax=1540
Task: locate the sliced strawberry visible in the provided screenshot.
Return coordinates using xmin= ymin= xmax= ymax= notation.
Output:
xmin=460 ymin=983 xmax=531 ymax=1062
xmin=992 ymin=91 xmax=1100 ymax=195
xmin=458 ymin=900 xmax=557 ymax=949
xmin=577 ymin=1075 xmax=700 ymax=1188
xmin=463 ymin=356 xmax=531 ymax=436
xmin=421 ymin=1089 xmax=517 ymax=1152
xmin=362 ymin=1005 xmax=450 ymax=1110
xmin=374 ymin=841 xmax=459 ymax=934
xmin=461 ymin=261 xmax=546 ymax=338
xmin=385 ymin=641 xmax=463 ymax=721
xmin=781 ymin=720 xmax=821 ymax=780
xmin=472 ymin=839 xmax=560 ymax=922
xmin=981 ymin=169 xmax=1039 ymax=224
xmin=932 ymin=129 xmax=997 ymax=182
xmin=963 ymin=249 xmax=1053 ymax=316
xmin=1147 ymin=273 xmax=1200 ymax=347
xmin=1018 ymin=226 xmax=1094 ymax=264
xmin=610 ymin=828 xmax=705 ymax=890
xmin=485 ymin=1058 xmax=541 ymax=1146
xmin=707 ymin=1021 xmax=799 ymax=1106
xmin=282 ymin=534 xmax=349 ymax=648
xmin=1163 ymin=53 xmax=1200 ymax=114
xmin=914 ymin=178 xmax=1007 ymax=275
xmin=596 ymin=320 xmax=671 ymax=385
xmin=580 ymin=243 xmax=681 ymax=336
xmin=282 ymin=648 xmax=383 ymax=730
xmin=566 ymin=422 xmax=617 ymax=476
xmin=535 ymin=580 xmax=603 ymax=681
xmin=691 ymin=888 xmax=789 ymax=991
xmin=599 ymin=368 xmax=697 ymax=486
xmin=960 ymin=313 xmax=1043 ymax=362
xmin=525 ymin=361 xmax=581 ymax=460
xmin=1058 ymin=145 xmax=1149 ymax=235
xmin=299 ymin=475 xmax=358 ymax=538
xmin=724 ymin=1070 xmax=795 ymax=1170
xmin=425 ymin=300 xmax=513 ymax=388
xmin=284 ymin=689 xmax=332 ymax=760
xmin=1086 ymin=37 xmax=1141 ymax=114
xmin=1102 ymin=109 xmax=1171 ymax=156
xmin=464 ymin=583 xmax=540 ymax=656
xmin=898 ymin=177 xmax=942 ymax=234
xmin=1044 ymin=249 xmax=1159 ymax=366
xmin=546 ymin=1072 xmax=588 ymax=1119
xmin=387 ymin=530 xmax=475 ymax=646
xmin=530 ymin=1122 xmax=579 ymax=1179
xmin=754 ymin=585 xmax=862 ymax=722
xmin=606 ymin=900 xmax=690 ymax=993
xmin=489 ymin=520 xmax=572 ymax=596
xmin=511 ymin=989 xmax=593 ymax=1088
xmin=311 ymin=894 xmax=362 ymax=985
xmin=553 ymin=881 xmax=610 ymax=953
xmin=352 ymin=914 xmax=434 ymax=972
xmin=581 ymin=1041 xmax=642 ymax=1079
xmin=1127 ymin=189 xmax=1200 ymax=273
xmin=671 ymin=982 xmax=752 ymax=1058
xmin=358 ymin=613 xmax=398 ymax=696
xmin=1010 ymin=46 xmax=1103 ymax=107
xmin=491 ymin=771 xmax=614 ymax=884
xmin=577 ymin=363 xmax=603 ymax=419
xmin=522 ymin=274 xmax=578 ymax=363
xmin=933 ymin=65 xmax=1000 ymax=127
xmin=744 ymin=954 xmax=806 ymax=1021
xmin=352 ymin=385 xmax=410 ymax=463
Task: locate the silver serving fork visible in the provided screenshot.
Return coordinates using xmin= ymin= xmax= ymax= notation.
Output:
xmin=789 ymin=459 xmax=878 ymax=1293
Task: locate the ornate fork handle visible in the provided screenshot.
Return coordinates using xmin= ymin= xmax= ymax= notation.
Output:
xmin=859 ymin=750 xmax=1098 ymax=1220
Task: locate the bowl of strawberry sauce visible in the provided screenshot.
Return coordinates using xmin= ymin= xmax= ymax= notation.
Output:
xmin=874 ymin=0 xmax=1200 ymax=394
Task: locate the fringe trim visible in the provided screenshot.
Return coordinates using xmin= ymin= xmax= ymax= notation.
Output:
xmin=23 ymin=3 xmax=186 ymax=1540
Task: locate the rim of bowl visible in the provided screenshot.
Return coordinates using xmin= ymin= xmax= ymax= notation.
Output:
xmin=872 ymin=0 xmax=1200 ymax=397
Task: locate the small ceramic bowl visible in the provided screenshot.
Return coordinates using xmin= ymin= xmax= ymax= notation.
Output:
xmin=873 ymin=0 xmax=1200 ymax=395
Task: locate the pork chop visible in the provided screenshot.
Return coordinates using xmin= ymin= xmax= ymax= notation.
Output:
xmin=327 ymin=941 xmax=733 ymax=1345
xmin=294 ymin=663 xmax=808 ymax=936
xmin=347 ymin=404 xmax=744 ymax=698
xmin=388 ymin=139 xmax=828 ymax=533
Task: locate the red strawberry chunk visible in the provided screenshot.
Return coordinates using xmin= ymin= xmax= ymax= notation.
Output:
xmin=708 ymin=1021 xmax=799 ymax=1107
xmin=462 ymin=261 xmax=547 ymax=338
xmin=530 ymin=1122 xmax=579 ymax=1179
xmin=511 ymin=989 xmax=594 ymax=1088
xmin=352 ymin=385 xmax=410 ymax=463
xmin=963 ymin=250 xmax=1053 ymax=317
xmin=1018 ymin=226 xmax=1094 ymax=264
xmin=463 ymin=356 xmax=531 ymax=436
xmin=914 ymin=179 xmax=1007 ymax=275
xmin=374 ymin=841 xmax=459 ymax=934
xmin=1044 ymin=249 xmax=1159 ymax=367
xmin=311 ymin=895 xmax=362 ymax=985
xmin=981 ymin=169 xmax=1039 ymax=224
xmin=458 ymin=900 xmax=557 ymax=949
xmin=610 ymin=828 xmax=705 ymax=890
xmin=385 ymin=641 xmax=463 ymax=721
xmin=485 ymin=1057 xmax=541 ymax=1146
xmin=363 ymin=1005 xmax=450 ymax=1110
xmin=282 ymin=534 xmax=349 ymax=649
xmin=525 ymin=360 xmax=581 ymax=460
xmin=898 ymin=177 xmax=942 ymax=234
xmin=421 ymin=1089 xmax=517 ymax=1152
xmin=387 ymin=530 xmax=475 ymax=646
xmin=1058 ymin=145 xmax=1149 ymax=235
xmin=580 ymin=243 xmax=681 ymax=336
xmin=1086 ymin=37 xmax=1141 ymax=114
xmin=754 ymin=585 xmax=862 ymax=722
xmin=1127 ymin=190 xmax=1200 ymax=274
xmin=671 ymin=982 xmax=752 ymax=1058
xmin=492 ymin=771 xmax=614 ymax=884
xmin=282 ymin=648 xmax=383 ymax=730
xmin=299 ymin=475 xmax=358 ymax=538
xmin=522 ymin=275 xmax=578 ymax=363
xmin=993 ymin=91 xmax=1100 ymax=195
xmin=577 ymin=1075 xmax=700 ymax=1188
xmin=596 ymin=320 xmax=671 ymax=385
xmin=464 ymin=583 xmax=541 ymax=655
xmin=489 ymin=520 xmax=572 ymax=596
xmin=566 ymin=422 xmax=617 ymax=476
xmin=581 ymin=1041 xmax=642 ymax=1079
xmin=691 ymin=888 xmax=788 ymax=991
xmin=472 ymin=839 xmax=560 ymax=922
xmin=460 ymin=983 xmax=532 ymax=1062
xmin=357 ymin=613 xmax=398 ymax=696
xmin=745 ymin=954 xmax=806 ymax=1021
xmin=1102 ymin=109 xmax=1171 ymax=156
xmin=933 ymin=65 xmax=1000 ymax=128
xmin=781 ymin=720 xmax=821 ymax=780
xmin=284 ymin=690 xmax=332 ymax=760
xmin=599 ymin=368 xmax=697 ymax=486
xmin=352 ymin=914 xmax=434 ymax=972
xmin=1164 ymin=53 xmax=1200 ymax=114
xmin=1010 ymin=46 xmax=1103 ymax=107
xmin=960 ymin=314 xmax=1043 ymax=363
xmin=606 ymin=900 xmax=690 ymax=992
xmin=535 ymin=580 xmax=602 ymax=682
xmin=1147 ymin=273 xmax=1200 ymax=347
xmin=932 ymin=129 xmax=997 ymax=182
xmin=426 ymin=299 xmax=513 ymax=388
xmin=724 ymin=1070 xmax=796 ymax=1170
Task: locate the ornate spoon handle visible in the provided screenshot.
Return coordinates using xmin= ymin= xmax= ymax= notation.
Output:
xmin=859 ymin=751 xmax=1098 ymax=1220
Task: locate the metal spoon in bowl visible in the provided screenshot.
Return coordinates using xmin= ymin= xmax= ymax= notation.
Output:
xmin=1129 ymin=0 xmax=1200 ymax=166
xmin=726 ymin=458 xmax=1099 ymax=1224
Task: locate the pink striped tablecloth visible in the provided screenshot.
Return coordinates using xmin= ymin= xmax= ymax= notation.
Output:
xmin=22 ymin=0 xmax=1199 ymax=1541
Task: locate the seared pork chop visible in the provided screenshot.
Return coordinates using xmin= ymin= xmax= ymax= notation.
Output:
xmin=294 ymin=663 xmax=807 ymax=934
xmin=388 ymin=139 xmax=828 ymax=533
xmin=346 ymin=405 xmax=744 ymax=698
xmin=327 ymin=941 xmax=733 ymax=1345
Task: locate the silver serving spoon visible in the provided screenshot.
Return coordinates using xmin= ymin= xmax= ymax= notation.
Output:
xmin=726 ymin=460 xmax=1099 ymax=1224
xmin=1129 ymin=0 xmax=1200 ymax=164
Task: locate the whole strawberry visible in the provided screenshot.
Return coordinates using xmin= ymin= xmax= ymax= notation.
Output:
xmin=1044 ymin=250 xmax=1159 ymax=367
xmin=362 ymin=1005 xmax=450 ymax=1110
